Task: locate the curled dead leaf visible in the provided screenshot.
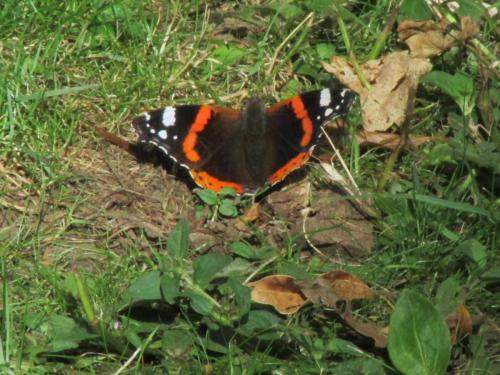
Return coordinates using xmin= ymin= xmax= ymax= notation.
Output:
xmin=296 ymin=270 xmax=375 ymax=308
xmin=343 ymin=311 xmax=389 ymax=348
xmin=248 ymin=275 xmax=307 ymax=315
xmin=319 ymin=270 xmax=376 ymax=301
xmin=240 ymin=203 xmax=261 ymax=223
xmin=397 ymin=16 xmax=480 ymax=58
xmin=446 ymin=303 xmax=473 ymax=344
xmin=356 ymin=130 xmax=442 ymax=150
xmin=323 ymin=52 xmax=432 ymax=132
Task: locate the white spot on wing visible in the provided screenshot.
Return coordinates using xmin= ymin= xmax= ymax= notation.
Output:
xmin=319 ymin=89 xmax=331 ymax=107
xmin=150 ymin=128 xmax=156 ymax=134
xmin=144 ymin=112 xmax=151 ymax=121
xmin=158 ymin=130 xmax=167 ymax=139
xmin=340 ymin=89 xmax=347 ymax=98
xmin=162 ymin=107 xmax=176 ymax=127
xmin=316 ymin=115 xmax=321 ymax=120
xmin=324 ymin=108 xmax=333 ymax=117
xmin=335 ymin=105 xmax=340 ymax=110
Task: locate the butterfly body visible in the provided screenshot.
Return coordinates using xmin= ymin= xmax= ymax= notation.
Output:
xmin=133 ymin=88 xmax=355 ymax=194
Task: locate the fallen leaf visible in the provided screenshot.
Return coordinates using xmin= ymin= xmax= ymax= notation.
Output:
xmin=356 ymin=130 xmax=441 ymax=150
xmin=446 ymin=303 xmax=473 ymax=343
xmin=397 ymin=16 xmax=480 ymax=58
xmin=323 ymin=56 xmax=364 ymax=93
xmin=247 ymin=275 xmax=307 ymax=315
xmin=240 ymin=203 xmax=261 ymax=223
xmin=343 ymin=311 xmax=389 ymax=348
xmin=295 ymin=279 xmax=340 ymax=308
xmin=319 ymin=270 xmax=376 ymax=301
xmin=296 ymin=270 xmax=375 ymax=308
xmin=323 ymin=51 xmax=432 ymax=131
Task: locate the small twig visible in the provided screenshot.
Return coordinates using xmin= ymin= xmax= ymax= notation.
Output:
xmin=94 ymin=126 xmax=133 ymax=153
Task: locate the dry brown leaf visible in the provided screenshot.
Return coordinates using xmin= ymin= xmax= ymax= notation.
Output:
xmin=446 ymin=303 xmax=473 ymax=343
xmin=296 ymin=270 xmax=375 ymax=308
xmin=319 ymin=270 xmax=376 ymax=301
xmin=240 ymin=203 xmax=261 ymax=223
xmin=356 ymin=130 xmax=439 ymax=150
xmin=295 ymin=279 xmax=340 ymax=308
xmin=454 ymin=16 xmax=481 ymax=40
xmin=247 ymin=275 xmax=307 ymax=315
xmin=343 ymin=311 xmax=389 ymax=348
xmin=398 ymin=16 xmax=480 ymax=58
xmin=322 ymin=57 xmax=364 ymax=93
xmin=323 ymin=51 xmax=432 ymax=131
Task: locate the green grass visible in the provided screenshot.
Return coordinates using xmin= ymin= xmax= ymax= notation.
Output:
xmin=1 ymin=0 xmax=499 ymax=373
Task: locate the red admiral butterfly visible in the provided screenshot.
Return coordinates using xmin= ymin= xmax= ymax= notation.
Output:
xmin=133 ymin=88 xmax=355 ymax=194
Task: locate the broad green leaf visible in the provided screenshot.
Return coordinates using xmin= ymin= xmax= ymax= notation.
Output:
xmin=435 ymin=277 xmax=462 ymax=317
xmin=167 ymin=218 xmax=189 ymax=260
xmin=425 ymin=139 xmax=500 ymax=174
xmin=423 ymin=71 xmax=476 ymax=115
xmin=219 ymin=187 xmax=237 ymax=197
xmin=218 ymin=199 xmax=238 ymax=217
xmin=388 ymin=290 xmax=451 ymax=375
xmin=455 ymin=0 xmax=486 ymax=20
xmin=479 ymin=267 xmax=500 ymax=283
xmin=196 ymin=189 xmax=218 ymax=205
xmin=316 ymin=42 xmax=335 ymax=59
xmin=41 ymin=315 xmax=96 ymax=352
xmin=230 ymin=241 xmax=257 ymax=259
xmin=400 ymin=0 xmax=433 ymax=20
xmin=160 ymin=274 xmax=181 ymax=304
xmin=184 ymin=289 xmax=216 ymax=316
xmin=240 ymin=310 xmax=282 ymax=341
xmin=193 ymin=253 xmax=232 ymax=289
xmin=458 ymin=239 xmax=488 ymax=269
xmin=212 ymin=45 xmax=246 ymax=65
xmin=126 ymin=271 xmax=162 ymax=303
xmin=161 ymin=329 xmax=193 ymax=357
xmin=225 ymin=277 xmax=251 ymax=318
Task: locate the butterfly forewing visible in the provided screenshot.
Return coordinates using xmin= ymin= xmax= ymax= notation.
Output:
xmin=264 ymin=88 xmax=355 ymax=185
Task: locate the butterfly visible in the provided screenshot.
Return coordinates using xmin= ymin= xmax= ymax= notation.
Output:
xmin=133 ymin=88 xmax=355 ymax=194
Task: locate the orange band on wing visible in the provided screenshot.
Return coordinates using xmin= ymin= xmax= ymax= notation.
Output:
xmin=182 ymin=106 xmax=213 ymax=163
xmin=290 ymin=97 xmax=313 ymax=147
xmin=191 ymin=170 xmax=245 ymax=193
xmin=268 ymin=152 xmax=310 ymax=184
